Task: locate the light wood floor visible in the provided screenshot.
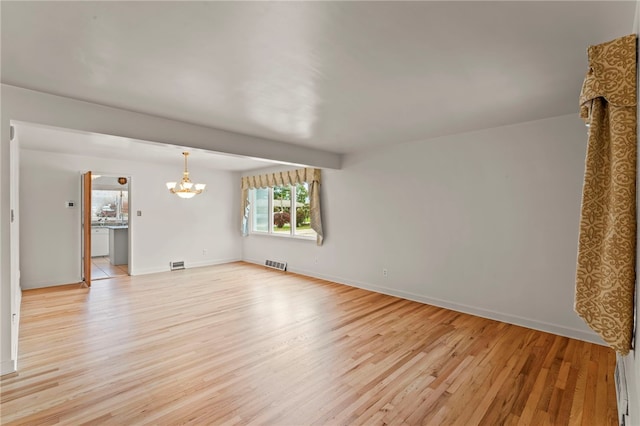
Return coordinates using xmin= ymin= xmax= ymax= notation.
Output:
xmin=91 ymin=255 xmax=128 ymax=280
xmin=1 ymin=262 xmax=616 ymax=425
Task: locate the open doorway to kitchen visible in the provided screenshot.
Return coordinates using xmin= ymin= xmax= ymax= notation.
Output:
xmin=90 ymin=174 xmax=130 ymax=281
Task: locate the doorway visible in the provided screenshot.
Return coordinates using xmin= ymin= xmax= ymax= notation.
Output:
xmin=89 ymin=174 xmax=131 ymax=281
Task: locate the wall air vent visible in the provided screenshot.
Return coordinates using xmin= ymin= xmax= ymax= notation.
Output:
xmin=265 ymin=260 xmax=287 ymax=272
xmin=170 ymin=261 xmax=185 ymax=271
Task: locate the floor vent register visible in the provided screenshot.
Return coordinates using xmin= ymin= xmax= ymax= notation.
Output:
xmin=265 ymin=260 xmax=287 ymax=272
xmin=170 ymin=261 xmax=185 ymax=271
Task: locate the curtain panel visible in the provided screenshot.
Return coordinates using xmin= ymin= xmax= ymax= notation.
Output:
xmin=241 ymin=168 xmax=324 ymax=246
xmin=575 ymin=34 xmax=637 ymax=355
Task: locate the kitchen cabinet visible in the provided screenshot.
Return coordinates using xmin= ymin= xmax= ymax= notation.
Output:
xmin=91 ymin=227 xmax=109 ymax=257
xmin=108 ymin=226 xmax=128 ymax=265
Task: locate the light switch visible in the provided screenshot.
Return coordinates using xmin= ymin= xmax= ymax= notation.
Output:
xmin=137 ymin=210 xmax=142 ymax=216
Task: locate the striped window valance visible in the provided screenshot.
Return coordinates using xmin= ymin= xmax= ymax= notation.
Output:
xmin=241 ymin=168 xmax=321 ymax=190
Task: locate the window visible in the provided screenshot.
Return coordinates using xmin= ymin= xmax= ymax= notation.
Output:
xmin=250 ymin=183 xmax=317 ymax=239
xmin=252 ymin=188 xmax=269 ymax=233
xmin=241 ymin=167 xmax=323 ymax=245
xmin=91 ymin=190 xmax=128 ymax=225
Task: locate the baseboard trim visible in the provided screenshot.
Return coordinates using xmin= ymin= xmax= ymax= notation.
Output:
xmin=21 ymin=277 xmax=82 ymax=290
xmin=1 ymin=359 xmax=16 ymax=376
xmin=131 ymin=258 xmax=241 ymax=276
xmin=243 ymin=258 xmax=604 ymax=346
xmin=22 ymin=282 xmax=85 ymax=292
xmin=187 ymin=258 xmax=242 ymax=269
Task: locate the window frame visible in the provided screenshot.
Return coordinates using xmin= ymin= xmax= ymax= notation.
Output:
xmin=249 ymin=184 xmax=316 ymax=241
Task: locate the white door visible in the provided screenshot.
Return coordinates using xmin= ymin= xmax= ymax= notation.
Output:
xmin=9 ymin=125 xmax=21 ymax=369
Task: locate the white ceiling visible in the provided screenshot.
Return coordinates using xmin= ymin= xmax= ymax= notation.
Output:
xmin=1 ymin=1 xmax=636 ymax=160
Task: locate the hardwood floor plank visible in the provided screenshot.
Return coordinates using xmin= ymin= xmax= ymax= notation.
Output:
xmin=1 ymin=262 xmax=616 ymax=425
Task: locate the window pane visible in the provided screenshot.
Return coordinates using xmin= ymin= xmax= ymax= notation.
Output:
xmin=293 ymin=183 xmax=317 ymax=238
xmin=253 ymin=188 xmax=269 ymax=232
xmin=91 ymin=190 xmax=128 ymax=225
xmin=273 ymin=185 xmax=291 ymax=234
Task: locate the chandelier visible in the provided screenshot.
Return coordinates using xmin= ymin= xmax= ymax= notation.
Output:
xmin=166 ymin=152 xmax=206 ymax=199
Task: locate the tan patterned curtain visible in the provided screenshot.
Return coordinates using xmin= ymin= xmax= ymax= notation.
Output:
xmin=241 ymin=168 xmax=324 ymax=246
xmin=575 ymin=34 xmax=637 ymax=355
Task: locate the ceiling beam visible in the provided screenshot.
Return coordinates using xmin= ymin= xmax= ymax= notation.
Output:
xmin=1 ymin=84 xmax=342 ymax=170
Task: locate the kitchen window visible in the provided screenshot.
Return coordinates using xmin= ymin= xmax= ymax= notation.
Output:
xmin=92 ymin=190 xmax=128 ymax=225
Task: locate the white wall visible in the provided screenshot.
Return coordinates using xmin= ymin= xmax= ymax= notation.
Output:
xmin=243 ymin=113 xmax=600 ymax=343
xmin=20 ymin=149 xmax=241 ymax=288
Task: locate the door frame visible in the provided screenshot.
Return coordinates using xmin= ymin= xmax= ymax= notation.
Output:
xmin=81 ymin=171 xmax=92 ymax=287
xmin=9 ymin=123 xmax=21 ymax=371
xmin=84 ymin=174 xmax=132 ymax=280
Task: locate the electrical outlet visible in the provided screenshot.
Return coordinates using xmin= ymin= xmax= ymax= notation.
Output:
xmin=383 ymin=268 xmax=388 ymax=278
xmin=202 ymin=249 xmax=207 ymax=256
